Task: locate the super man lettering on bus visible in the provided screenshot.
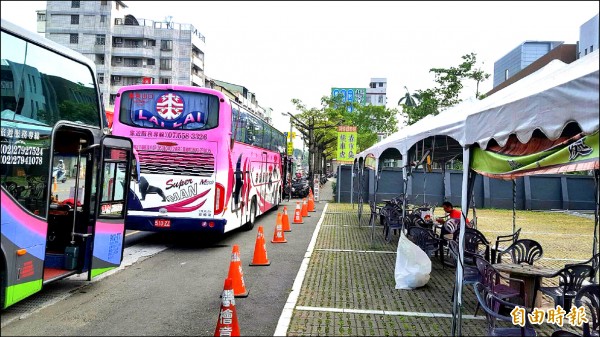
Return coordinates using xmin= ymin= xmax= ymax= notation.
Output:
xmin=136 ymin=175 xmax=212 ymax=213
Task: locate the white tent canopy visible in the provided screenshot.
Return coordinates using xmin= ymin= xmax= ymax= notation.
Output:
xmin=352 ymin=49 xmax=599 ymax=337
xmin=356 ymin=49 xmax=599 ymax=162
xmin=465 ymin=50 xmax=599 ymax=149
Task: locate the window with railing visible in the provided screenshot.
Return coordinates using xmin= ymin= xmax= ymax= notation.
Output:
xmin=71 ymin=15 xmax=79 ymax=25
xmin=159 ymin=77 xmax=171 ymax=84
xmin=147 ymin=58 xmax=155 ymax=66
xmin=95 ymin=34 xmax=105 ymax=45
xmin=96 ymin=54 xmax=105 ymax=64
xmin=98 ymin=73 xmax=104 ymax=84
xmin=123 ymin=77 xmax=140 ymax=85
xmin=124 ymin=59 xmax=140 ymax=67
xmin=70 ymin=33 xmax=78 ymax=44
xmin=71 ymin=1 xmax=80 ymax=8
xmin=124 ymin=40 xmax=141 ymax=48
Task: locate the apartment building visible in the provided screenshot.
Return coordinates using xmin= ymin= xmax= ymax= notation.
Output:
xmin=207 ymin=78 xmax=272 ymax=124
xmin=37 ymin=0 xmax=206 ymax=111
xmin=365 ymin=77 xmax=387 ymax=107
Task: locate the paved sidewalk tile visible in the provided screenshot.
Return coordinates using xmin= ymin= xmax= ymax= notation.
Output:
xmin=284 ymin=181 xmax=588 ymax=336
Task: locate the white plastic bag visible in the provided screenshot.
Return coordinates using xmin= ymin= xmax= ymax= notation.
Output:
xmin=394 ymin=234 xmax=432 ymax=289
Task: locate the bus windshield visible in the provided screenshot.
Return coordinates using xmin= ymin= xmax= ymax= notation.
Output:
xmin=0 ymin=30 xmax=101 ymax=128
xmin=118 ymin=89 xmax=220 ymax=130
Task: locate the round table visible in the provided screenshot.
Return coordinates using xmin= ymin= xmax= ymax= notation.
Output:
xmin=493 ymin=263 xmax=557 ymax=309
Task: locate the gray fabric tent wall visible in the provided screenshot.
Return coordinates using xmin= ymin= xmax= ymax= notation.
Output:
xmin=340 ymin=166 xmax=596 ymax=210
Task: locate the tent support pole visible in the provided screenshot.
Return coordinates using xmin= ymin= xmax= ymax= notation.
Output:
xmin=594 ymin=169 xmax=599 ymax=283
xmin=402 ymin=151 xmax=408 ymax=234
xmin=371 ymin=160 xmax=380 ymax=248
xmin=452 ymin=146 xmax=470 ymax=337
xmin=513 ymin=179 xmax=517 ymax=234
xmin=350 ymin=162 xmax=355 ymax=208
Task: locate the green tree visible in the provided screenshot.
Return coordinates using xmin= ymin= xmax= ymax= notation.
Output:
xmin=288 ymin=95 xmax=399 ymax=187
xmin=400 ymin=52 xmax=490 ymax=125
xmin=397 ymin=86 xmax=420 ymax=107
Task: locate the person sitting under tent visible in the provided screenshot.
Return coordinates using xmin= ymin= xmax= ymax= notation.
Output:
xmin=436 ymin=201 xmax=471 ymax=236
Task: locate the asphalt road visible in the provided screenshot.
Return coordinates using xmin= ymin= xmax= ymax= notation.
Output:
xmin=1 ymin=197 xmax=325 ymax=336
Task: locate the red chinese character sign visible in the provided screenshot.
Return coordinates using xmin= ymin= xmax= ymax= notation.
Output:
xmin=336 ymin=126 xmax=357 ymax=163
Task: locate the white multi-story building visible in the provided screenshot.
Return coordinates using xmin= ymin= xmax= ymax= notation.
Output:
xmin=36 ymin=0 xmax=206 ymax=111
xmin=207 ymin=78 xmax=271 ymax=123
xmin=578 ymin=13 xmax=599 ymax=59
xmin=365 ymin=77 xmax=387 ymax=106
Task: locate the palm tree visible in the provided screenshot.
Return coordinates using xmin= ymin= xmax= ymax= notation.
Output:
xmin=398 ymin=86 xmax=421 ymax=107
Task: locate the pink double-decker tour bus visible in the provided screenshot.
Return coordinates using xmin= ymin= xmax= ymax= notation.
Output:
xmin=111 ymin=84 xmax=285 ymax=234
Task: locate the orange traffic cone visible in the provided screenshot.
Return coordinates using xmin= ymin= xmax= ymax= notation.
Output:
xmin=214 ymin=277 xmax=241 ymax=336
xmin=301 ymin=198 xmax=309 ymax=217
xmin=249 ymin=226 xmax=270 ymax=266
xmin=281 ymin=206 xmax=291 ymax=232
xmin=271 ymin=212 xmax=287 ymax=243
xmin=308 ymin=189 xmax=315 ymax=212
xmin=226 ymin=244 xmax=249 ymax=297
xmin=293 ymin=201 xmax=304 ymax=224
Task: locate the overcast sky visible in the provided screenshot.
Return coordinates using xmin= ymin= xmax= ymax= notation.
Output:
xmin=1 ymin=1 xmax=598 ymax=136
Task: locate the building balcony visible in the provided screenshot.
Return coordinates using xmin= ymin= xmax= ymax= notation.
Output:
xmin=191 ymin=34 xmax=206 ymax=54
xmin=192 ymin=55 xmax=204 ymax=71
xmin=94 ymin=44 xmax=107 ymax=53
xmin=46 ymin=25 xmax=104 ymax=35
xmin=111 ymin=46 xmax=156 ymax=58
xmin=191 ymin=73 xmax=203 ymax=86
xmin=112 ymin=24 xmax=155 ymax=38
xmin=95 ymin=64 xmax=108 ymax=73
xmin=111 ymin=65 xmax=158 ymax=77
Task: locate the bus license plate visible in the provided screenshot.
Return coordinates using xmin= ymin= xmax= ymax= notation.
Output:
xmin=154 ymin=219 xmax=171 ymax=228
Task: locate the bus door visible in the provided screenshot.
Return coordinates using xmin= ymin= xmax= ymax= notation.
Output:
xmin=47 ymin=127 xmax=98 ymax=280
xmin=88 ymin=135 xmax=132 ymax=280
